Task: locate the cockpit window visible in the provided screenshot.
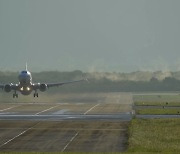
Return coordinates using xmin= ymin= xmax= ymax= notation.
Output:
xmin=21 ymin=71 xmax=27 ymax=73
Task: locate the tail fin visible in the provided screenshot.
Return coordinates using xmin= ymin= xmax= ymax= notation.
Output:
xmin=25 ymin=62 xmax=28 ymax=71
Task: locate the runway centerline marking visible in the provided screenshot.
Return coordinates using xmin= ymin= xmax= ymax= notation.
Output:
xmin=35 ymin=105 xmax=59 ymax=115
xmin=61 ymin=132 xmax=79 ymax=152
xmin=0 ymin=105 xmax=21 ymax=112
xmin=84 ymin=103 xmax=100 ymax=115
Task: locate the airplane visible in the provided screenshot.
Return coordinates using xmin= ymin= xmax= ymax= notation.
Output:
xmin=0 ymin=64 xmax=86 ymax=98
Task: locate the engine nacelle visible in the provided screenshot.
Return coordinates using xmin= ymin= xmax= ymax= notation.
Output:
xmin=4 ymin=84 xmax=12 ymax=92
xmin=39 ymin=84 xmax=47 ymax=92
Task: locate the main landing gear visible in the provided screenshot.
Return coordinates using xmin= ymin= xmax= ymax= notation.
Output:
xmin=34 ymin=91 xmax=39 ymax=97
xmin=13 ymin=91 xmax=18 ymax=98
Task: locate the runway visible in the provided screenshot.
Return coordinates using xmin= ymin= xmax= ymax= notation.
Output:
xmin=0 ymin=92 xmax=180 ymax=152
xmin=0 ymin=102 xmax=132 ymax=121
xmin=0 ymin=113 xmax=132 ymax=121
xmin=0 ymin=93 xmax=133 ymax=121
xmin=0 ymin=92 xmax=132 ymax=152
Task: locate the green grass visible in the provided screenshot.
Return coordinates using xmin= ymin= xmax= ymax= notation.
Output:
xmin=134 ymin=101 xmax=180 ymax=106
xmin=134 ymin=94 xmax=180 ymax=115
xmin=127 ymin=118 xmax=180 ymax=153
xmin=136 ymin=108 xmax=180 ymax=115
xmin=133 ymin=94 xmax=180 ymax=102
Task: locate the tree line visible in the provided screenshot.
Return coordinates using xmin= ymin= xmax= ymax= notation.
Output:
xmin=0 ymin=71 xmax=180 ymax=93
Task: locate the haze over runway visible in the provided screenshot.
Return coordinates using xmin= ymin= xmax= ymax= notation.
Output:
xmin=0 ymin=0 xmax=180 ymax=72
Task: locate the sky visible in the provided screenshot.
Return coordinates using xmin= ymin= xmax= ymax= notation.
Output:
xmin=0 ymin=0 xmax=180 ymax=72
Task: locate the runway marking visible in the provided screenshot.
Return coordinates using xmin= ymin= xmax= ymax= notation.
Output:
xmin=61 ymin=132 xmax=79 ymax=152
xmin=0 ymin=126 xmax=33 ymax=148
xmin=84 ymin=103 xmax=100 ymax=115
xmin=0 ymin=105 xmax=21 ymax=112
xmin=35 ymin=105 xmax=59 ymax=115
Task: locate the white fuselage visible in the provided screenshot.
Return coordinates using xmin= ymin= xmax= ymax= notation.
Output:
xmin=18 ymin=70 xmax=33 ymax=95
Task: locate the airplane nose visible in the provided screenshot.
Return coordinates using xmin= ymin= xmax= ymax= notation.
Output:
xmin=19 ymin=73 xmax=29 ymax=79
xmin=18 ymin=73 xmax=30 ymax=83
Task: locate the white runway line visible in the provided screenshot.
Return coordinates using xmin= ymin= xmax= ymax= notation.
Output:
xmin=0 ymin=126 xmax=33 ymax=148
xmin=0 ymin=105 xmax=21 ymax=112
xmin=84 ymin=103 xmax=100 ymax=115
xmin=35 ymin=105 xmax=59 ymax=115
xmin=61 ymin=132 xmax=79 ymax=152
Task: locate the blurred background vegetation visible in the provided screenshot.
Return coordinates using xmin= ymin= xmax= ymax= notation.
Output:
xmin=1 ymin=70 xmax=180 ymax=93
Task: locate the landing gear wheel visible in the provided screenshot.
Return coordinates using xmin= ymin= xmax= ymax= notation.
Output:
xmin=34 ymin=93 xmax=39 ymax=97
xmin=13 ymin=93 xmax=18 ymax=98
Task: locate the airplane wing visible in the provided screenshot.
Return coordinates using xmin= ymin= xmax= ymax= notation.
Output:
xmin=46 ymin=79 xmax=86 ymax=88
xmin=0 ymin=84 xmax=19 ymax=91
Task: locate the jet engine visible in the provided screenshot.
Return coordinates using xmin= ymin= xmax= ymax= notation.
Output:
xmin=4 ymin=84 xmax=12 ymax=92
xmin=39 ymin=84 xmax=47 ymax=92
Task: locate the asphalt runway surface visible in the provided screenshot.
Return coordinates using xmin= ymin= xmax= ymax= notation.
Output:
xmin=0 ymin=103 xmax=132 ymax=121
xmin=0 ymin=113 xmax=132 ymax=121
xmin=0 ymin=92 xmax=132 ymax=152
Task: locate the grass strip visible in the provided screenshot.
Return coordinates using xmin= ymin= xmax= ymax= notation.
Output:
xmin=133 ymin=95 xmax=180 ymax=102
xmin=136 ymin=108 xmax=180 ymax=115
xmin=134 ymin=101 xmax=180 ymax=107
xmin=127 ymin=118 xmax=180 ymax=153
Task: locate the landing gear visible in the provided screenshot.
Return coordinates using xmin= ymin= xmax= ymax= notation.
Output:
xmin=13 ymin=91 xmax=18 ymax=98
xmin=34 ymin=91 xmax=39 ymax=97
